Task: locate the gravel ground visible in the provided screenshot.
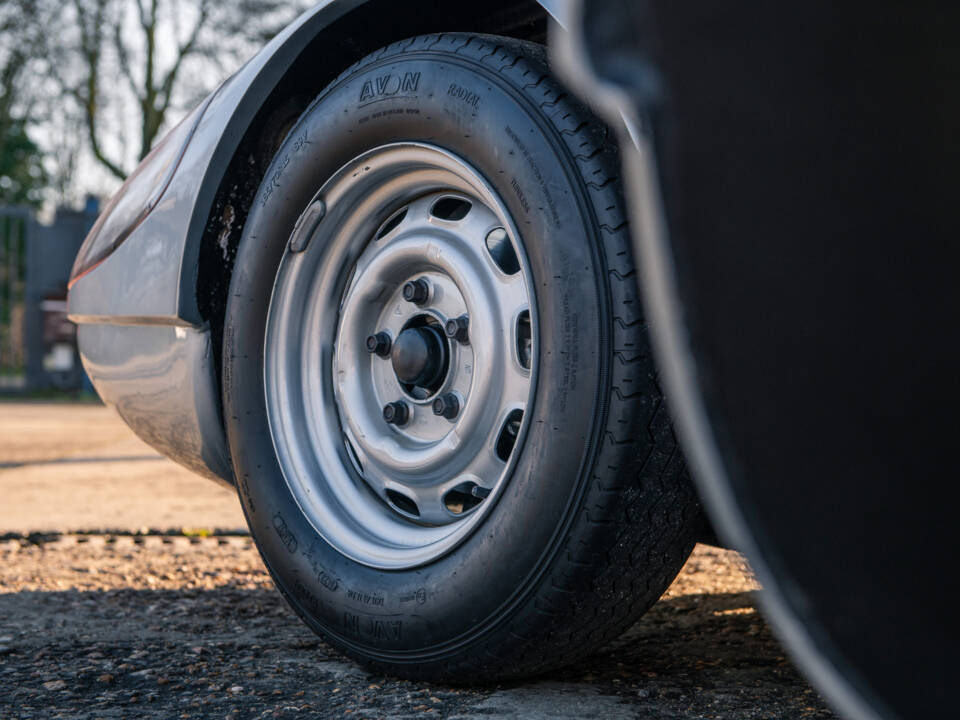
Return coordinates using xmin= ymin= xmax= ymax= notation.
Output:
xmin=0 ymin=403 xmax=836 ymax=718
xmin=0 ymin=538 xmax=834 ymax=719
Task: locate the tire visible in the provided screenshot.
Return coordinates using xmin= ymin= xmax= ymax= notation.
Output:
xmin=222 ymin=33 xmax=701 ymax=681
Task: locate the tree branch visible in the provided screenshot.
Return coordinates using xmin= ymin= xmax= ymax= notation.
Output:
xmin=157 ymin=0 xmax=210 ymax=113
xmin=139 ymin=0 xmax=210 ymax=157
xmin=112 ymin=13 xmax=143 ymax=104
xmin=73 ymin=0 xmax=129 ymax=179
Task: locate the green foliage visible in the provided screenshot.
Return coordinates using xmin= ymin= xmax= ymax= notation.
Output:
xmin=0 ymin=121 xmax=47 ymax=208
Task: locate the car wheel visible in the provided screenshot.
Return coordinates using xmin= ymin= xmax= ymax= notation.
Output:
xmin=222 ymin=33 xmax=701 ymax=680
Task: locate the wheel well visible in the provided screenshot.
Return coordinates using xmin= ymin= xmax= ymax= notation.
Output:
xmin=196 ymin=0 xmax=549 ymax=391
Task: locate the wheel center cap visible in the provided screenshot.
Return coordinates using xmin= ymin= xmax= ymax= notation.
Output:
xmin=391 ymin=326 xmax=447 ymax=388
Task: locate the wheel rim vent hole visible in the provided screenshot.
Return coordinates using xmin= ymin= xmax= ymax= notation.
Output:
xmin=516 ymin=310 xmax=532 ymax=370
xmin=386 ymin=489 xmax=420 ymax=517
xmin=376 ymin=207 xmax=408 ymax=240
xmin=345 ymin=437 xmax=364 ymax=476
xmin=495 ymin=409 xmax=524 ymax=462
xmin=485 ymin=227 xmax=520 ymax=275
xmin=443 ymin=481 xmax=486 ymax=515
xmin=430 ymin=196 xmax=472 ymax=221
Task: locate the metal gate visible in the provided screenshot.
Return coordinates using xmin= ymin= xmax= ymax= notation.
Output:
xmin=0 ymin=202 xmax=98 ymax=393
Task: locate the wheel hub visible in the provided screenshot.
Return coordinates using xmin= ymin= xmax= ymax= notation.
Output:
xmin=391 ymin=322 xmax=448 ymax=392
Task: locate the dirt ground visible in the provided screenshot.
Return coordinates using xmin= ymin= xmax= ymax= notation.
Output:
xmin=0 ymin=403 xmax=245 ymax=533
xmin=0 ymin=403 xmax=836 ymax=719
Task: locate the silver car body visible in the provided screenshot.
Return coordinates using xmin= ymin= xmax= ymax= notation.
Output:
xmin=67 ymin=0 xmax=573 ymax=484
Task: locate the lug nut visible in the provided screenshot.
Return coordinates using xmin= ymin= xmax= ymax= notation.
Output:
xmin=402 ymin=278 xmax=430 ymax=305
xmin=444 ymin=314 xmax=469 ymax=344
xmin=365 ymin=331 xmax=391 ymax=357
xmin=432 ymin=393 xmax=460 ymax=421
xmin=382 ymin=400 xmax=410 ymax=426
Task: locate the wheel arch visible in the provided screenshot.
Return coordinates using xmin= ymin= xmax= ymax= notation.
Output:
xmin=192 ymin=0 xmax=556 ymax=387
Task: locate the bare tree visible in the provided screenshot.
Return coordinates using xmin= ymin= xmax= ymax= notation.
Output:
xmin=0 ymin=0 xmax=46 ymax=163
xmin=67 ymin=0 xmax=307 ymax=180
xmin=0 ymin=0 xmax=308 ymax=205
xmin=67 ymin=0 xmax=212 ymax=178
xmin=0 ymin=0 xmax=62 ymax=205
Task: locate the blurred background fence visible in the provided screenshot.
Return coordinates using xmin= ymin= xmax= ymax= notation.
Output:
xmin=0 ymin=208 xmax=27 ymax=387
xmin=0 ymin=200 xmax=98 ymax=394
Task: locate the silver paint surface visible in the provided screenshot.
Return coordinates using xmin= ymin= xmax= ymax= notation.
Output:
xmin=264 ymin=143 xmax=535 ymax=568
xmin=77 ymin=323 xmax=232 ymax=484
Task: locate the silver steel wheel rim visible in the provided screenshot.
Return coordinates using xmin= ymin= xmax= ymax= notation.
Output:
xmin=264 ymin=143 xmax=537 ymax=569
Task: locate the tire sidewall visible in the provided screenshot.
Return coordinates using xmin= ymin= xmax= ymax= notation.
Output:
xmin=224 ymin=47 xmax=609 ymax=661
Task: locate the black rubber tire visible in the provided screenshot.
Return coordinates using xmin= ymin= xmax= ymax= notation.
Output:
xmin=222 ymin=33 xmax=701 ymax=681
